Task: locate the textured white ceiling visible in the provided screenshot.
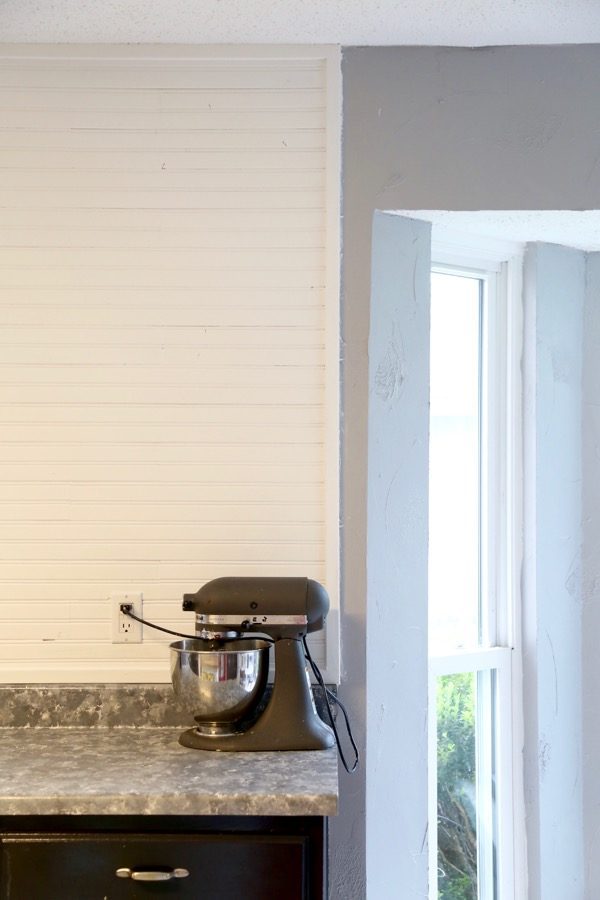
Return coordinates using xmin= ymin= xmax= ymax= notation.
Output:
xmin=398 ymin=211 xmax=600 ymax=252
xmin=1 ymin=0 xmax=600 ymax=46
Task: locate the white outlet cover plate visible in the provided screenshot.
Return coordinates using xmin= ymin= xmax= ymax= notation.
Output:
xmin=111 ymin=593 xmax=143 ymax=644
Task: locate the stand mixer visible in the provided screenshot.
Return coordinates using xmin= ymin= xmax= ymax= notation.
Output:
xmin=170 ymin=576 xmax=335 ymax=752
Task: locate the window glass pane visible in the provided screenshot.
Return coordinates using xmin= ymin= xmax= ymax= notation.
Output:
xmin=437 ymin=672 xmax=477 ymax=900
xmin=436 ymin=669 xmax=499 ymax=900
xmin=429 ymin=272 xmax=481 ymax=651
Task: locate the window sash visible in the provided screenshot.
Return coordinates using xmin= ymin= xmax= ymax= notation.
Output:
xmin=428 ymin=648 xmax=514 ymax=900
xmin=428 ymin=242 xmax=526 ymax=900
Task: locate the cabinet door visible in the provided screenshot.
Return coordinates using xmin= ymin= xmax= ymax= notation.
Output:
xmin=0 ymin=833 xmax=310 ymax=900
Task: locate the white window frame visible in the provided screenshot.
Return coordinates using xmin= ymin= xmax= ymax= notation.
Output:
xmin=428 ymin=232 xmax=527 ymax=900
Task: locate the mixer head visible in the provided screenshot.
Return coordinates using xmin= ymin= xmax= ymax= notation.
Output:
xmin=182 ymin=576 xmax=329 ymax=641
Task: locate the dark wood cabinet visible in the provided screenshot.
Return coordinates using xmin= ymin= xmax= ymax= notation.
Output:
xmin=0 ymin=815 xmax=327 ymax=900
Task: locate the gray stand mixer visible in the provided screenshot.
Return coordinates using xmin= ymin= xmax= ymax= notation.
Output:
xmin=170 ymin=576 xmax=335 ymax=752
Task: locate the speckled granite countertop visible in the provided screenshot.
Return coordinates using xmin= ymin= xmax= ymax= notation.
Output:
xmin=0 ymin=686 xmax=338 ymax=818
xmin=0 ymin=727 xmax=338 ymax=817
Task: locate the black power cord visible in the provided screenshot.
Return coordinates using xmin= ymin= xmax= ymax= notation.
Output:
xmin=120 ymin=604 xmax=276 ymax=643
xmin=121 ymin=605 xmax=359 ymax=774
xmin=120 ymin=604 xmax=198 ymax=640
xmin=302 ymin=635 xmax=360 ymax=774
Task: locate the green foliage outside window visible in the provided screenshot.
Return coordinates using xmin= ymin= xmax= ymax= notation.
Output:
xmin=437 ymin=673 xmax=477 ymax=900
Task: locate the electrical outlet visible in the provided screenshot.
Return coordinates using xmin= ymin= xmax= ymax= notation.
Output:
xmin=111 ymin=593 xmax=143 ymax=644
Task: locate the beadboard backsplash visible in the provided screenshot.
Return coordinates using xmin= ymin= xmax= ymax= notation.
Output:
xmin=0 ymin=45 xmax=340 ymax=683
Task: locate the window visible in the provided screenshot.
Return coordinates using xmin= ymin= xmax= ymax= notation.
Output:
xmin=428 ymin=249 xmax=525 ymax=900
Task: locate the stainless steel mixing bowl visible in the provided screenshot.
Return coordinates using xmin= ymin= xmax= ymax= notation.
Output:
xmin=170 ymin=638 xmax=270 ymax=735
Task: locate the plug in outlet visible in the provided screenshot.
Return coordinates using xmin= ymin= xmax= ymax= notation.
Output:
xmin=111 ymin=593 xmax=143 ymax=644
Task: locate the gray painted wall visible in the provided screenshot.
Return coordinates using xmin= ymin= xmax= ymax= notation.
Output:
xmin=339 ymin=45 xmax=600 ymax=900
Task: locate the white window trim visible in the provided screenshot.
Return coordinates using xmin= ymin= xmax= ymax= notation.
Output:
xmin=428 ymin=234 xmax=527 ymax=900
xmin=323 ymin=44 xmax=342 ymax=685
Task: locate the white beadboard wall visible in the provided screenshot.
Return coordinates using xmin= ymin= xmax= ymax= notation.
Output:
xmin=0 ymin=45 xmax=340 ymax=683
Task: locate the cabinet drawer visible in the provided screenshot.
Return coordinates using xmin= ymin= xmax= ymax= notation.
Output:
xmin=0 ymin=832 xmax=309 ymax=900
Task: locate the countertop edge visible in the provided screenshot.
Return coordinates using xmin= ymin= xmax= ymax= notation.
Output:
xmin=0 ymin=727 xmax=339 ymax=819
xmin=0 ymin=795 xmax=339 ymax=818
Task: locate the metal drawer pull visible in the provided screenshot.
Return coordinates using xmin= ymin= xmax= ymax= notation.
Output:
xmin=116 ymin=867 xmax=190 ymax=881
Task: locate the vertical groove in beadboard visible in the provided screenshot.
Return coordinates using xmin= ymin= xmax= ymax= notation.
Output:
xmin=0 ymin=45 xmax=340 ymax=684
